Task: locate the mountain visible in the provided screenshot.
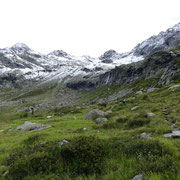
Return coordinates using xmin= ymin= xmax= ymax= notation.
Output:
xmin=1 ymin=22 xmax=180 ymax=89
xmin=0 ymin=43 xmax=141 ymax=89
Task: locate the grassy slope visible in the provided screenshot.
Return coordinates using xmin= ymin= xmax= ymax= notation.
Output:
xmin=0 ymin=78 xmax=180 ymax=179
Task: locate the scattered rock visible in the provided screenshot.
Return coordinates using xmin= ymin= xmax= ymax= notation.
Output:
xmin=136 ymin=91 xmax=143 ymax=95
xmin=146 ymin=88 xmax=159 ymax=93
xmin=133 ymin=174 xmax=144 ymax=180
xmin=164 ymin=130 xmax=180 ymax=138
xmin=16 ymin=121 xmax=52 ymax=131
xmin=140 ymin=132 xmax=152 ymax=139
xmin=168 ymin=84 xmax=180 ymax=90
xmin=96 ymin=118 xmax=108 ymax=124
xmin=84 ymin=109 xmax=105 ymax=120
xmin=104 ymin=110 xmax=112 ymax=115
xmin=145 ymin=112 xmax=155 ymax=118
xmin=73 ymin=116 xmax=77 ymax=120
xmin=58 ymin=140 xmax=69 ymax=146
xmin=76 ymin=106 xmax=81 ymax=110
xmin=47 ymin=115 xmax=53 ymax=119
xmin=131 ymin=106 xmax=139 ymax=111
xmin=3 ymin=170 xmax=9 ymax=177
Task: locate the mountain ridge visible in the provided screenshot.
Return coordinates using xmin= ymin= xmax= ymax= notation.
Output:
xmin=1 ymin=22 xmax=180 ymax=89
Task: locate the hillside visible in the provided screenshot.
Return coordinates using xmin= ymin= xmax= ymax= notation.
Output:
xmin=0 ymin=72 xmax=180 ymax=179
xmin=0 ymin=23 xmax=180 ymax=180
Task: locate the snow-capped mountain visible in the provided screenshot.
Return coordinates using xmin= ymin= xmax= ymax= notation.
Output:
xmin=133 ymin=23 xmax=180 ymax=56
xmin=0 ymin=43 xmax=142 ymax=88
xmin=0 ymin=22 xmax=180 ymax=89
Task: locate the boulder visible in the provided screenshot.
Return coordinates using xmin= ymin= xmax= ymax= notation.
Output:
xmin=0 ymin=130 xmax=4 ymax=133
xmin=146 ymin=88 xmax=159 ymax=93
xmin=96 ymin=118 xmax=108 ymax=124
xmin=168 ymin=84 xmax=180 ymax=90
xmin=136 ymin=91 xmax=143 ymax=95
xmin=47 ymin=115 xmax=53 ymax=119
xmin=140 ymin=132 xmax=152 ymax=139
xmin=164 ymin=130 xmax=180 ymax=138
xmin=133 ymin=174 xmax=144 ymax=180
xmin=16 ymin=121 xmax=51 ymax=131
xmin=145 ymin=112 xmax=155 ymax=117
xmin=83 ymin=128 xmax=87 ymax=131
xmin=131 ymin=106 xmax=139 ymax=111
xmin=58 ymin=140 xmax=69 ymax=146
xmin=104 ymin=110 xmax=112 ymax=115
xmin=84 ymin=109 xmax=105 ymax=120
xmin=73 ymin=116 xmax=77 ymax=120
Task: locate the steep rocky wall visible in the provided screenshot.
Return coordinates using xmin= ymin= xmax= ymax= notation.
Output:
xmin=98 ymin=50 xmax=180 ymax=87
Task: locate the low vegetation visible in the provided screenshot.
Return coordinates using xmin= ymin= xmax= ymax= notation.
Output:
xmin=0 ymin=74 xmax=180 ymax=179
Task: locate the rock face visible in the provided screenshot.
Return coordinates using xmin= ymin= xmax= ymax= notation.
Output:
xmin=98 ymin=50 xmax=180 ymax=86
xmin=133 ymin=23 xmax=180 ymax=56
xmin=66 ymin=81 xmax=96 ymax=90
xmin=16 ymin=121 xmax=51 ymax=131
xmin=84 ymin=109 xmax=105 ymax=120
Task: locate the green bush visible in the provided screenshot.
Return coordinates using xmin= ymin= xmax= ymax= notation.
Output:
xmin=123 ymin=139 xmax=178 ymax=173
xmin=124 ymin=139 xmax=172 ymax=157
xmin=6 ymin=143 xmax=62 ymax=179
xmin=102 ymin=122 xmax=120 ymax=129
xmin=19 ymin=112 xmax=28 ymax=118
xmin=23 ymin=134 xmax=43 ymax=146
xmin=126 ymin=118 xmax=150 ymax=129
xmin=138 ymin=154 xmax=178 ymax=173
xmin=116 ymin=117 xmax=128 ymax=123
xmin=6 ymin=136 xmax=107 ymax=179
xmin=142 ymin=94 xmax=149 ymax=100
xmin=61 ymin=136 xmax=107 ymax=175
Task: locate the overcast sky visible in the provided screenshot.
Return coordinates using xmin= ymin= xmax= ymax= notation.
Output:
xmin=0 ymin=0 xmax=180 ymax=57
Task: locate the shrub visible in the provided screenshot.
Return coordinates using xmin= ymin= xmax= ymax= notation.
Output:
xmin=116 ymin=117 xmax=128 ymax=123
xmin=61 ymin=136 xmax=107 ymax=175
xmin=23 ymin=134 xmax=44 ymax=146
xmin=142 ymin=94 xmax=149 ymax=100
xmin=124 ymin=139 xmax=172 ymax=158
xmin=19 ymin=112 xmax=28 ymax=118
xmin=102 ymin=122 xmax=120 ymax=129
xmin=7 ymin=143 xmax=62 ymax=179
xmin=123 ymin=139 xmax=178 ymax=173
xmin=126 ymin=118 xmax=150 ymax=129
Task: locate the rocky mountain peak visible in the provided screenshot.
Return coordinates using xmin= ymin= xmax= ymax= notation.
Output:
xmin=10 ymin=43 xmax=31 ymax=52
xmin=48 ymin=50 xmax=68 ymax=57
xmin=132 ymin=22 xmax=180 ymax=56
xmin=99 ymin=49 xmax=117 ymax=60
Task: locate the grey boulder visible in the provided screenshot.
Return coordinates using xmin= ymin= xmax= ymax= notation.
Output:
xmin=164 ymin=130 xmax=180 ymax=138
xmin=84 ymin=109 xmax=105 ymax=120
xmin=16 ymin=121 xmax=51 ymax=131
xmin=96 ymin=118 xmax=108 ymax=124
xmin=133 ymin=174 xmax=143 ymax=179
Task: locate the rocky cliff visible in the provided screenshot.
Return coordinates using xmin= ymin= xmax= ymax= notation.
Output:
xmin=98 ymin=49 xmax=180 ymax=87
